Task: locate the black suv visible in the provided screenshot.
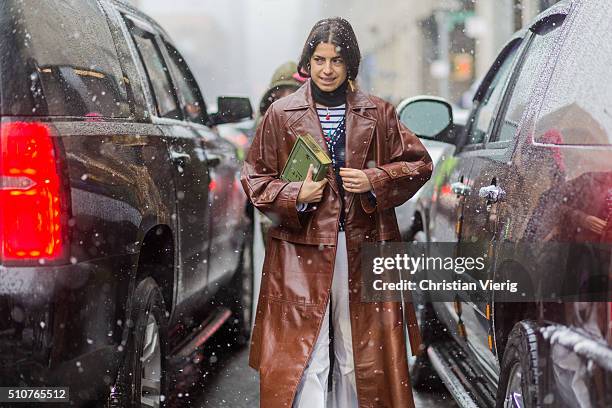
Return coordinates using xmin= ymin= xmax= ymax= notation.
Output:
xmin=0 ymin=0 xmax=253 ymax=406
xmin=400 ymin=0 xmax=612 ymax=407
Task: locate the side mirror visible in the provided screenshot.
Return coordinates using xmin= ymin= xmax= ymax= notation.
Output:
xmin=210 ymin=96 xmax=253 ymax=125
xmin=398 ymin=96 xmax=456 ymax=145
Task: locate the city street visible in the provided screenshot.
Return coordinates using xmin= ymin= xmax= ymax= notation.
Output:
xmin=2 ymin=1 xmax=610 ymax=407
xmin=170 ymin=331 xmax=458 ymax=407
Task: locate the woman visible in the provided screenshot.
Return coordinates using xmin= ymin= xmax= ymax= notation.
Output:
xmin=241 ymin=17 xmax=432 ymax=408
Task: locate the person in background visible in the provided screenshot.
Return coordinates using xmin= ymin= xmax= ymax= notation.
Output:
xmin=252 ymin=60 xmax=306 ymax=246
xmin=221 ymin=62 xmax=305 ymax=162
xmin=242 ymin=17 xmax=432 ymax=408
xmin=257 ymin=61 xmax=307 ymax=126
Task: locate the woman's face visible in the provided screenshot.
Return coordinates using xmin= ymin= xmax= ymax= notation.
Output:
xmin=309 ymin=42 xmax=348 ymax=92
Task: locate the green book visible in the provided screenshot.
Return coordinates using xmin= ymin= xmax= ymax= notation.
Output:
xmin=281 ymin=134 xmax=331 ymax=182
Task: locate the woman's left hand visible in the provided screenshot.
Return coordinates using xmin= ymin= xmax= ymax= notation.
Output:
xmin=339 ymin=167 xmax=373 ymax=193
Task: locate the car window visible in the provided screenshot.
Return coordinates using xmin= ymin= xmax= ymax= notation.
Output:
xmin=164 ymin=42 xmax=208 ymax=125
xmin=2 ymin=0 xmax=131 ymax=118
xmin=496 ymin=17 xmax=566 ymax=143
xmin=126 ymin=22 xmax=181 ymax=120
xmin=534 ymin=3 xmax=612 ymax=145
xmin=467 ymin=44 xmax=519 ymax=145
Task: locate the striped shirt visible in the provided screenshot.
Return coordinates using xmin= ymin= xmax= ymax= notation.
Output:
xmin=296 ymin=104 xmax=346 ymax=215
xmin=296 ymin=103 xmax=376 ymax=224
xmin=318 ymin=104 xmax=347 ymax=231
xmin=316 ymin=104 xmax=346 ymax=138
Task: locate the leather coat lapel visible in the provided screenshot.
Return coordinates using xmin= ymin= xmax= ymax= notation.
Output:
xmin=285 ymin=82 xmax=339 ymax=194
xmin=344 ymin=86 xmax=377 ymax=214
xmin=283 ymin=80 xmax=378 ymax=200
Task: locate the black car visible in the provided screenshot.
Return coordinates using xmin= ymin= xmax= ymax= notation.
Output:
xmin=400 ymin=0 xmax=612 ymax=407
xmin=0 ymin=0 xmax=253 ymax=406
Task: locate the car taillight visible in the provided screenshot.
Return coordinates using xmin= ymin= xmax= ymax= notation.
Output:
xmin=609 ymin=302 xmax=612 ymax=345
xmin=0 ymin=121 xmax=66 ymax=263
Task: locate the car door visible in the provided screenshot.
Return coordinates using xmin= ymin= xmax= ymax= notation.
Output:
xmin=162 ymin=41 xmax=245 ymax=298
xmin=458 ymin=14 xmax=567 ymax=378
xmin=426 ymin=129 xmax=478 ymax=341
xmin=426 ymin=41 xmax=521 ymax=343
xmin=124 ymin=16 xmax=211 ymax=313
xmin=453 ymin=46 xmax=522 ymax=385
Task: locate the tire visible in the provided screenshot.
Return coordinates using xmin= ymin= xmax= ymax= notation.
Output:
xmin=496 ymin=321 xmax=546 ymax=408
xmin=220 ymin=226 xmax=254 ymax=347
xmin=109 ymin=278 xmax=169 ymax=408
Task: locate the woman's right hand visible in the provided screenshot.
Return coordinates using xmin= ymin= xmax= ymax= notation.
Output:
xmin=582 ymin=215 xmax=607 ymax=235
xmin=297 ymin=164 xmax=328 ymax=204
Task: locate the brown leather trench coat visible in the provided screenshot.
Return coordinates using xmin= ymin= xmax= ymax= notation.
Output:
xmin=241 ymin=80 xmax=433 ymax=408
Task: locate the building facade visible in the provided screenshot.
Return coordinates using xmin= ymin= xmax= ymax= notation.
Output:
xmin=126 ymin=0 xmax=561 ymax=108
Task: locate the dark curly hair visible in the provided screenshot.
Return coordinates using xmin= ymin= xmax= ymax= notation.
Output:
xmin=297 ymin=17 xmax=361 ymax=80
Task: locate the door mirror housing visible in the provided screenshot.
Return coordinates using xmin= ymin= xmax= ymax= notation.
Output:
xmin=209 ymin=96 xmax=253 ymax=125
xmin=397 ymin=96 xmax=458 ymax=145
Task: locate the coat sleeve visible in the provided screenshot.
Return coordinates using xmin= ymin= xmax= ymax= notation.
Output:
xmin=240 ymin=107 xmax=308 ymax=231
xmin=361 ymin=102 xmax=433 ymax=213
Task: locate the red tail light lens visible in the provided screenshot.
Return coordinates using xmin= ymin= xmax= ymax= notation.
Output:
xmin=609 ymin=302 xmax=612 ymax=345
xmin=0 ymin=122 xmax=65 ymax=262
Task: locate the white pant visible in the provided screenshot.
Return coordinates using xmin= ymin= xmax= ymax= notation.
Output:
xmin=293 ymin=232 xmax=358 ymax=408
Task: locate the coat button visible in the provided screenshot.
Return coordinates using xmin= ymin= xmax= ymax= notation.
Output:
xmin=402 ymin=167 xmax=410 ymax=174
xmin=390 ymin=170 xmax=398 ymax=177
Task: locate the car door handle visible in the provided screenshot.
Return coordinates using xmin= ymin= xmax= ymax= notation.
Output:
xmin=205 ymin=156 xmax=221 ymax=168
xmin=479 ymin=185 xmax=506 ymax=203
xmin=451 ymin=182 xmax=471 ymax=196
xmin=170 ymin=151 xmax=191 ymax=165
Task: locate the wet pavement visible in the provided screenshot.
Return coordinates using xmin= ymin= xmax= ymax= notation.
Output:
xmin=171 ymin=331 xmax=458 ymax=407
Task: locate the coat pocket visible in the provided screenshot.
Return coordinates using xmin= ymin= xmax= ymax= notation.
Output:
xmin=263 ymin=237 xmax=334 ymax=305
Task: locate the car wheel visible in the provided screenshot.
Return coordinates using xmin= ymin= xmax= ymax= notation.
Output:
xmin=109 ymin=278 xmax=168 ymax=408
xmin=496 ymin=321 xmax=545 ymax=408
xmin=221 ymin=226 xmax=254 ymax=347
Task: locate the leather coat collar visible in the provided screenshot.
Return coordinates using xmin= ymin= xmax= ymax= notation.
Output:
xmin=283 ymin=79 xmax=376 ymax=111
